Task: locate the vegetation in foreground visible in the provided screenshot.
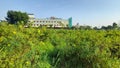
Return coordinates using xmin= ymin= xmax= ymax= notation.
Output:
xmin=0 ymin=22 xmax=120 ymax=68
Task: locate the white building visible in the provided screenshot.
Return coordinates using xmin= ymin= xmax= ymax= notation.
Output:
xmin=28 ymin=14 xmax=72 ymax=27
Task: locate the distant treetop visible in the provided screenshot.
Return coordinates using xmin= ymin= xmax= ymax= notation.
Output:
xmin=6 ymin=10 xmax=29 ymax=25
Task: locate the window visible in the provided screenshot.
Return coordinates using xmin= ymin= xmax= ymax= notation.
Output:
xmin=37 ymin=24 xmax=39 ymax=26
xmin=57 ymin=21 xmax=62 ymax=24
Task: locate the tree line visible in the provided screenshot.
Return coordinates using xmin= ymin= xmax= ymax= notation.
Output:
xmin=72 ymin=22 xmax=119 ymax=30
xmin=3 ymin=10 xmax=120 ymax=30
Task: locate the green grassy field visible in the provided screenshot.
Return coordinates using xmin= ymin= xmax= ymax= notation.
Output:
xmin=0 ymin=22 xmax=120 ymax=68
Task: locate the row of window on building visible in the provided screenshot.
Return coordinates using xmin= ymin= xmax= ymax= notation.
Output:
xmin=29 ymin=20 xmax=62 ymax=23
xmin=31 ymin=24 xmax=61 ymax=27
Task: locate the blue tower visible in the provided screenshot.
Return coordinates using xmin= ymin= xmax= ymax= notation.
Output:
xmin=68 ymin=17 xmax=72 ymax=28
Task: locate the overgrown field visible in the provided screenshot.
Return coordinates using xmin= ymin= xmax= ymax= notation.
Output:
xmin=0 ymin=23 xmax=120 ymax=68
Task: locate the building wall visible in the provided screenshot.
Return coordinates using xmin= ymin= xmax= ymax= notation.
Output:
xmin=28 ymin=14 xmax=70 ymax=27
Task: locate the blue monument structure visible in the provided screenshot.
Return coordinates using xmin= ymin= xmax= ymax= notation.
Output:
xmin=68 ymin=17 xmax=72 ymax=28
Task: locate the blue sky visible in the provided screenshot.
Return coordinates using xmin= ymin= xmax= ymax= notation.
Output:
xmin=1 ymin=0 xmax=120 ymax=26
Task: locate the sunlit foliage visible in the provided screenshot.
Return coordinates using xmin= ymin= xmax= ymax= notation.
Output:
xmin=0 ymin=22 xmax=120 ymax=68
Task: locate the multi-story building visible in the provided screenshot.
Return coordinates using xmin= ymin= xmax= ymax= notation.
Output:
xmin=28 ymin=14 xmax=72 ymax=28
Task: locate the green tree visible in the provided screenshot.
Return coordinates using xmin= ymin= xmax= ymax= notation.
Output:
xmin=112 ymin=22 xmax=118 ymax=29
xmin=79 ymin=25 xmax=92 ymax=30
xmin=107 ymin=25 xmax=113 ymax=30
xmin=6 ymin=10 xmax=29 ymax=25
xmin=93 ymin=26 xmax=99 ymax=30
xmin=101 ymin=26 xmax=107 ymax=30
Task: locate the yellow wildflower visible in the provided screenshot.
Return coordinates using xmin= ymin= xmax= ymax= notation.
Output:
xmin=26 ymin=61 xmax=30 ymax=65
xmin=38 ymin=30 xmax=40 ymax=33
xmin=13 ymin=31 xmax=16 ymax=34
xmin=26 ymin=61 xmax=29 ymax=64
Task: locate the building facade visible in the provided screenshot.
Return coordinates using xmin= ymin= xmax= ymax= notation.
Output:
xmin=28 ymin=14 xmax=72 ymax=28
